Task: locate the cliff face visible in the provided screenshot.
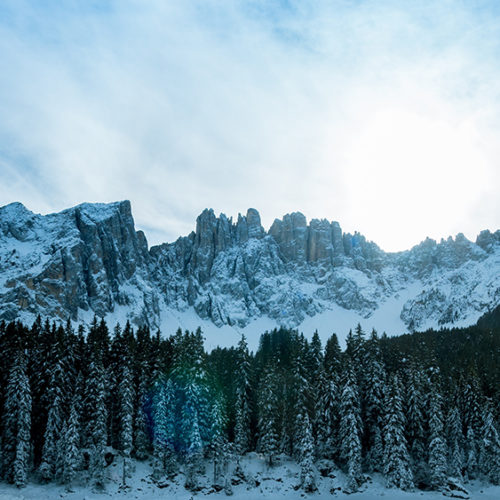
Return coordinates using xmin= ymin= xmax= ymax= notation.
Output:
xmin=0 ymin=201 xmax=157 ymax=323
xmin=1 ymin=200 xmax=499 ymax=332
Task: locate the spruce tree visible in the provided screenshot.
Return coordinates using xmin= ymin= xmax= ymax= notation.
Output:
xmin=234 ymin=335 xmax=252 ymax=456
xmin=85 ymin=355 xmax=108 ymax=490
xmin=479 ymin=401 xmax=500 ymax=484
xmin=152 ymin=378 xmax=176 ymax=480
xmin=315 ymin=369 xmax=339 ymax=460
xmin=2 ymin=350 xmax=32 ymax=487
xmin=118 ymin=361 xmax=134 ymax=484
xmin=383 ymin=375 xmax=413 ymax=490
xmin=465 ymin=426 xmax=479 ymax=481
xmin=184 ymin=403 xmax=203 ymax=491
xmin=461 ymin=375 xmax=483 ymax=480
xmin=39 ymin=393 xmax=64 ymax=481
xmin=257 ymin=365 xmax=279 ymax=467
xmin=405 ymin=363 xmax=427 ymax=483
xmin=428 ymin=391 xmax=448 ymax=490
xmin=298 ymin=413 xmax=317 ymax=492
xmin=338 ymin=368 xmax=363 ymax=493
xmin=446 ymin=405 xmax=464 ymax=480
xmin=210 ymin=393 xmax=228 ymax=487
xmin=363 ymin=329 xmax=386 ymax=471
xmin=60 ymin=397 xmax=80 ymax=487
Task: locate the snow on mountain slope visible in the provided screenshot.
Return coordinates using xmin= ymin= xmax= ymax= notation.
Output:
xmin=0 ymin=201 xmax=499 ymax=347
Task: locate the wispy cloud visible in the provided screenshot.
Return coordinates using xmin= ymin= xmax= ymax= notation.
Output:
xmin=0 ymin=0 xmax=499 ymax=250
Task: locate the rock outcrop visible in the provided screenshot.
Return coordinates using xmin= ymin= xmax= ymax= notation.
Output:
xmin=0 ymin=201 xmax=499 ymax=332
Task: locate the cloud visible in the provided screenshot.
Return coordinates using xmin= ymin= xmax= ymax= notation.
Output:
xmin=0 ymin=0 xmax=499 ymax=251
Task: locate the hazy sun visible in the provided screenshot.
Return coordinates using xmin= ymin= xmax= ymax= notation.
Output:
xmin=340 ymin=105 xmax=489 ymax=251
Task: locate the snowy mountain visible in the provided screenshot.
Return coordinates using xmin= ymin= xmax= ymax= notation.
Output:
xmin=0 ymin=200 xmax=499 ymax=339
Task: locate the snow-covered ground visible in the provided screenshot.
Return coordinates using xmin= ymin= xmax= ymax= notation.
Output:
xmin=0 ymin=454 xmax=498 ymax=500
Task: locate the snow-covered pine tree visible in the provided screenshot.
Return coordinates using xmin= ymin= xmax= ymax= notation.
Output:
xmin=210 ymin=392 xmax=228 ymax=487
xmin=85 ymin=355 xmax=108 ymax=490
xmin=445 ymin=404 xmax=464 ymax=480
xmin=305 ymin=331 xmax=323 ymax=440
xmin=405 ymin=362 xmax=427 ymax=484
xmin=351 ymin=324 xmax=366 ymax=376
xmin=152 ymin=378 xmax=177 ymax=480
xmin=2 ymin=349 xmax=32 ymax=487
xmin=316 ymin=333 xmax=342 ymax=460
xmin=363 ymin=329 xmax=386 ymax=471
xmin=38 ymin=352 xmax=67 ymax=482
xmin=107 ymin=323 xmax=123 ymax=451
xmin=133 ymin=326 xmax=153 ymax=461
xmin=39 ymin=393 xmax=64 ymax=481
xmin=465 ymin=426 xmax=479 ymax=481
xmin=338 ymin=367 xmax=363 ymax=493
xmin=55 ymin=420 xmax=67 ymax=483
xmin=133 ymin=365 xmax=150 ymax=460
xmin=298 ymin=413 xmax=317 ymax=492
xmin=118 ymin=360 xmax=134 ymax=484
xmin=478 ymin=401 xmax=500 ymax=484
xmin=383 ymin=374 xmax=413 ymax=490
xmin=184 ymin=402 xmax=203 ymax=491
xmin=461 ymin=375 xmax=483 ymax=480
xmin=324 ymin=333 xmax=342 ymax=375
xmin=315 ymin=368 xmax=339 ymax=460
xmin=29 ymin=320 xmax=59 ymax=467
xmin=60 ymin=397 xmax=80 ymax=487
xmin=428 ymin=390 xmax=448 ymax=490
xmin=290 ymin=339 xmax=309 ymax=459
xmin=257 ymin=365 xmax=279 ymax=467
xmin=234 ymin=334 xmax=252 ymax=456
xmin=171 ymin=329 xmax=212 ymax=452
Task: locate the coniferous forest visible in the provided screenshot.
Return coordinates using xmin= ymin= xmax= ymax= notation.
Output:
xmin=0 ymin=309 xmax=499 ymax=496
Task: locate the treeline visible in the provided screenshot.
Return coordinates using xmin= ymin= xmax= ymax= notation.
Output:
xmin=0 ymin=315 xmax=499 ymax=493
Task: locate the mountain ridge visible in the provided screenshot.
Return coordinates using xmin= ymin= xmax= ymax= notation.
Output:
xmin=0 ymin=200 xmax=499 ymax=337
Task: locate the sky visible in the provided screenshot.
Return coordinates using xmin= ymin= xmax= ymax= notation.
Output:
xmin=0 ymin=0 xmax=499 ymax=252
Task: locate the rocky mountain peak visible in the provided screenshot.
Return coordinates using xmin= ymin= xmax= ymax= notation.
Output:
xmin=0 ymin=201 xmax=498 ymax=335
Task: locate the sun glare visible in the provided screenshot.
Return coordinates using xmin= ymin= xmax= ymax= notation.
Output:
xmin=340 ymin=105 xmax=489 ymax=251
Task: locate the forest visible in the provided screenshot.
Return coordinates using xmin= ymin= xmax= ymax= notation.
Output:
xmin=0 ymin=307 xmax=499 ymax=495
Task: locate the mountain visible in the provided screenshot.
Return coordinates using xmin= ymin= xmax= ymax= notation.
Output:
xmin=1 ymin=200 xmax=499 ymax=340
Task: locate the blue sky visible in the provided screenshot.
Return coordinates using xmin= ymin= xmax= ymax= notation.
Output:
xmin=0 ymin=0 xmax=499 ymax=251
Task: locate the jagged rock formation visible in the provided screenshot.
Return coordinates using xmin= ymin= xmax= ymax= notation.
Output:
xmin=0 ymin=201 xmax=499 ymax=333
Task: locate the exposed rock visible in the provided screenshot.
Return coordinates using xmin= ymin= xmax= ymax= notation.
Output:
xmin=0 ymin=201 xmax=499 ymax=332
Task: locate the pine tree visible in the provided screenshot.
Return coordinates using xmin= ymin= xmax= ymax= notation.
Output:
xmin=324 ymin=333 xmax=342 ymax=375
xmin=383 ymin=375 xmax=413 ymax=490
xmin=465 ymin=426 xmax=479 ymax=481
xmin=306 ymin=331 xmax=323 ymax=440
xmin=290 ymin=341 xmax=309 ymax=459
xmin=316 ymin=333 xmax=341 ymax=460
xmin=363 ymin=329 xmax=386 ymax=471
xmin=461 ymin=375 xmax=483 ymax=480
xmin=118 ymin=361 xmax=134 ymax=484
xmin=39 ymin=393 xmax=64 ymax=481
xmin=446 ymin=405 xmax=464 ymax=480
xmin=479 ymin=401 xmax=500 ymax=484
xmin=257 ymin=365 xmax=279 ymax=467
xmin=152 ymin=378 xmax=176 ymax=480
xmin=184 ymin=403 xmax=203 ymax=491
xmin=60 ymin=398 xmax=80 ymax=486
xmin=338 ymin=368 xmax=363 ymax=493
xmin=298 ymin=413 xmax=317 ymax=492
xmin=85 ymin=355 xmax=108 ymax=490
xmin=315 ymin=369 xmax=339 ymax=459
xmin=234 ymin=335 xmax=252 ymax=456
xmin=2 ymin=350 xmax=32 ymax=487
xmin=210 ymin=393 xmax=228 ymax=487
xmin=405 ymin=363 xmax=427 ymax=483
xmin=428 ymin=391 xmax=447 ymax=490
